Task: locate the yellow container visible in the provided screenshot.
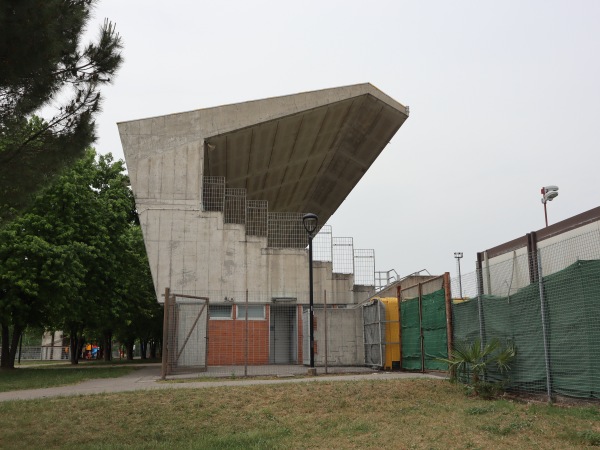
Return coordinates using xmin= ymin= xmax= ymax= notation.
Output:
xmin=379 ymin=297 xmax=401 ymax=370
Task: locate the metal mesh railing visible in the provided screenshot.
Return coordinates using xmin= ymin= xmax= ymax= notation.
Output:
xmin=224 ymin=188 xmax=246 ymax=225
xmin=451 ymin=228 xmax=600 ymax=401
xmin=267 ymin=212 xmax=307 ymax=248
xmin=354 ymin=249 xmax=375 ymax=286
xmin=313 ymin=225 xmax=333 ymax=262
xmin=246 ymin=200 xmax=268 ymax=237
xmin=333 ymin=237 xmax=354 ymax=274
xmin=197 ymin=176 xmax=379 ymax=285
xmin=198 ymin=178 xmax=376 ymax=285
xmin=202 ymin=176 xmax=225 ymax=211
xmin=375 ymin=270 xmax=399 ymax=292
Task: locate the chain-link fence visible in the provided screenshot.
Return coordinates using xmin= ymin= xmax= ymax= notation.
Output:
xmin=13 ymin=345 xmax=70 ymax=361
xmin=451 ymin=228 xmax=600 ymax=401
xmin=161 ymin=289 xmax=381 ymax=378
xmin=399 ymin=275 xmax=451 ymax=372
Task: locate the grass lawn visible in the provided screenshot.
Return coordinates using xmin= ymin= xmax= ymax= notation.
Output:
xmin=0 ymin=366 xmax=136 ymax=392
xmin=0 ymin=379 xmax=599 ymax=449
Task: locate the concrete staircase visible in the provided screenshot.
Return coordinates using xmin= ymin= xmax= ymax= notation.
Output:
xmin=202 ymin=176 xmax=376 ymax=291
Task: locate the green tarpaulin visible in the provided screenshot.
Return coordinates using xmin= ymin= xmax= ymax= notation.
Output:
xmin=401 ymin=288 xmax=448 ymax=370
xmin=452 ymin=260 xmax=600 ymax=399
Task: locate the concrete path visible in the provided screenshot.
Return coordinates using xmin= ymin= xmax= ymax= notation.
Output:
xmin=0 ymin=365 xmax=445 ymax=402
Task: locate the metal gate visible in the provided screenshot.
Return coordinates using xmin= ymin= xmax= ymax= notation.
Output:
xmin=162 ymin=290 xmax=209 ymax=377
xmin=362 ymin=299 xmax=385 ymax=368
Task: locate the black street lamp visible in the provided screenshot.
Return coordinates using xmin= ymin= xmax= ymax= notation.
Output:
xmin=302 ymin=213 xmax=318 ymax=370
xmin=454 ymin=252 xmax=463 ymax=299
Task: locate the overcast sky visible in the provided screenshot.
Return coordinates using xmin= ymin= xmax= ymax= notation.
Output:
xmin=85 ymin=0 xmax=600 ymax=280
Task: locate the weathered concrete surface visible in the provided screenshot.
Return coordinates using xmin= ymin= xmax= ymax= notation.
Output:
xmin=118 ymin=84 xmax=409 ymax=304
xmin=310 ymin=307 xmax=365 ymax=366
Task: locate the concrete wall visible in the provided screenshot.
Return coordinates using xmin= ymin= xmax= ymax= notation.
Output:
xmin=374 ymin=275 xmax=438 ymax=300
xmin=118 ymin=85 xmax=405 ymax=306
xmin=303 ymin=307 xmax=364 ymax=366
xmin=138 ymin=192 xmax=368 ymax=305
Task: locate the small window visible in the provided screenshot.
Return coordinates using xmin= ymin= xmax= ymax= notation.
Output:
xmin=237 ymin=305 xmax=265 ymax=320
xmin=209 ymin=305 xmax=232 ymax=320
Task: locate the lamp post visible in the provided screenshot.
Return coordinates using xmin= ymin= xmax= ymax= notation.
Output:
xmin=454 ymin=252 xmax=463 ymax=299
xmin=541 ymin=185 xmax=559 ymax=227
xmin=302 ymin=213 xmax=318 ymax=371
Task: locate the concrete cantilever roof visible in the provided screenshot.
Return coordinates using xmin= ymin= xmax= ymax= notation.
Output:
xmin=118 ymin=83 xmax=409 ymax=226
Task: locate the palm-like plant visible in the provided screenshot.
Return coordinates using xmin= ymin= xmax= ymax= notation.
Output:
xmin=440 ymin=338 xmax=517 ymax=394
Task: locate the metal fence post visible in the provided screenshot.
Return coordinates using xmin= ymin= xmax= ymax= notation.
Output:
xmin=397 ymin=285 xmax=402 ymax=370
xmin=443 ymin=273 xmax=453 ymax=359
xmin=168 ymin=294 xmax=177 ymax=374
xmin=418 ymin=283 xmax=425 ymax=373
xmin=378 ymin=299 xmax=384 ymax=368
xmin=537 ymin=252 xmax=553 ymax=403
xmin=324 ymin=290 xmax=328 ymax=375
xmin=245 ymin=289 xmax=248 ymax=377
xmin=161 ymin=287 xmax=170 ymax=380
xmin=476 ymin=267 xmax=486 ymax=351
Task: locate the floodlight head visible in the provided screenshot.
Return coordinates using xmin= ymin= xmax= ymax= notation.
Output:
xmin=302 ymin=213 xmax=318 ymax=237
xmin=542 ymin=185 xmax=559 ymax=194
xmin=541 ymin=185 xmax=559 ymax=204
xmin=454 ymin=252 xmax=463 ymax=259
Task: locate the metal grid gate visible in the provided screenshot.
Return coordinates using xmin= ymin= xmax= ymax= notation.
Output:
xmin=162 ymin=290 xmax=209 ymax=377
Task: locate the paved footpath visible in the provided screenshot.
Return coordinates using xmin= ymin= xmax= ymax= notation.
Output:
xmin=0 ymin=366 xmax=445 ymax=402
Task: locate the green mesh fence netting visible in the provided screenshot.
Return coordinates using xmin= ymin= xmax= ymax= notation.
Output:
xmin=401 ymin=297 xmax=421 ymax=370
xmin=401 ymin=288 xmax=448 ymax=370
xmin=452 ymin=260 xmax=600 ymax=399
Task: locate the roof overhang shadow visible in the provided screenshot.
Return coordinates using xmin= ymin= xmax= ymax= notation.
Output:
xmin=204 ymin=93 xmax=408 ymax=225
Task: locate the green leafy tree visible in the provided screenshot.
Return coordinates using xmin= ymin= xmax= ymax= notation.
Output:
xmin=48 ymin=151 xmax=135 ymax=364
xmin=71 ymin=152 xmax=137 ymax=362
xmin=0 ymin=215 xmax=86 ymax=367
xmin=112 ymin=225 xmax=162 ymax=360
xmin=0 ymin=149 xmax=140 ymax=368
xmin=0 ymin=0 xmax=122 ymax=225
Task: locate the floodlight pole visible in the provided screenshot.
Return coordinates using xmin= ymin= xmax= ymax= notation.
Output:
xmin=541 ymin=185 xmax=559 ymax=228
xmin=302 ymin=213 xmax=318 ymax=372
xmin=454 ymin=252 xmax=463 ymax=299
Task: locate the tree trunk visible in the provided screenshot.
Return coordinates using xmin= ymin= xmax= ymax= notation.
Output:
xmin=1 ymin=323 xmax=11 ymax=369
xmin=69 ymin=331 xmax=80 ymax=365
xmin=102 ymin=331 xmax=112 ymax=362
xmin=140 ymin=339 xmax=147 ymax=359
xmin=8 ymin=325 xmax=23 ymax=368
xmin=0 ymin=323 xmax=23 ymax=370
xmin=126 ymin=340 xmax=134 ymax=360
xmin=149 ymin=340 xmax=157 ymax=359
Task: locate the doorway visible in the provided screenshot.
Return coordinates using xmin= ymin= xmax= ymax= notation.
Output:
xmin=269 ymin=304 xmax=297 ymax=364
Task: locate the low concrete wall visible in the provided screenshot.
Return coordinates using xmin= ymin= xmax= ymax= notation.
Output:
xmin=305 ymin=307 xmax=364 ymax=366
